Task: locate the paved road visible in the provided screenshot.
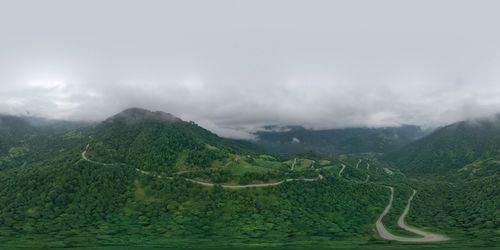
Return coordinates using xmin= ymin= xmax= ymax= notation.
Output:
xmin=137 ymin=168 xmax=324 ymax=189
xmin=291 ymin=158 xmax=297 ymax=171
xmin=81 ymin=144 xmax=115 ymax=166
xmin=82 ymin=143 xmax=448 ymax=242
xmin=376 ymin=186 xmax=449 ymax=242
xmin=339 ymin=164 xmax=346 ymax=177
xmin=383 ymin=167 xmax=394 ymax=175
xmin=81 ymin=144 xmax=324 ymax=189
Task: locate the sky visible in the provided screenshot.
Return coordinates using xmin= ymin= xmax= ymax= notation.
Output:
xmin=1 ymin=0 xmax=500 ymax=138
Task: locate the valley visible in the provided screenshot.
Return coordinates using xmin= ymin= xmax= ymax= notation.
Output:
xmin=82 ymin=138 xmax=450 ymax=244
xmin=0 ymin=109 xmax=497 ymax=249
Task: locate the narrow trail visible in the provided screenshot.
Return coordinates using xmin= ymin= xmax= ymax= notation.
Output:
xmin=376 ymin=187 xmax=449 ymax=242
xmin=291 ymin=158 xmax=297 ymax=171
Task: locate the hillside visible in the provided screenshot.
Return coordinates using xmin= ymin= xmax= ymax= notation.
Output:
xmin=386 ymin=115 xmax=500 ymax=174
xmin=0 ymin=109 xmax=497 ymax=249
xmin=253 ymin=125 xmax=426 ymax=156
xmin=380 ymin=116 xmax=500 ymax=245
xmin=85 ymin=108 xmax=234 ymax=172
xmin=0 ymin=115 xmax=90 ymax=170
xmin=0 ymin=109 xmax=395 ymax=248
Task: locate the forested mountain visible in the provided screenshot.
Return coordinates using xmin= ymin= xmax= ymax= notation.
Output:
xmin=0 ymin=109 xmax=498 ymax=249
xmin=253 ymin=125 xmax=426 ymax=156
xmin=85 ymin=108 xmax=251 ymax=173
xmin=386 ymin=115 xmax=500 ymax=174
xmin=0 ymin=108 xmax=394 ymax=248
xmin=0 ymin=115 xmax=90 ymax=170
xmin=379 ymin=116 xmax=500 ymax=244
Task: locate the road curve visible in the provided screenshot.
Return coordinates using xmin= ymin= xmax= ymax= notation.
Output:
xmin=137 ymin=168 xmax=324 ymax=189
xmin=81 ymin=143 xmax=324 ymax=188
xmin=397 ymin=190 xmax=449 ymax=241
xmin=83 ymin=143 xmax=448 ymax=242
xmin=81 ymin=144 xmax=114 ymax=166
xmin=339 ymin=164 xmax=346 ymax=177
xmin=376 ymin=186 xmax=449 ymax=242
xmin=364 ymin=175 xmax=370 ymax=183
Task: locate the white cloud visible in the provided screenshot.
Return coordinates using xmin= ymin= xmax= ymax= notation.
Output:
xmin=1 ymin=1 xmax=500 ymax=138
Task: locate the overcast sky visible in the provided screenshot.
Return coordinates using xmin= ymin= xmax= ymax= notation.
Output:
xmin=1 ymin=0 xmax=500 ymax=138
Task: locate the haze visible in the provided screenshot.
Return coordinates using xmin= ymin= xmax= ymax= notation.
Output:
xmin=1 ymin=0 xmax=500 ymax=138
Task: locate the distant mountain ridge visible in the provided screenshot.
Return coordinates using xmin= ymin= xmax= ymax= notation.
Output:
xmin=386 ymin=114 xmax=500 ymax=174
xmin=253 ymin=125 xmax=427 ymax=156
xmin=0 ymin=108 xmax=498 ymax=248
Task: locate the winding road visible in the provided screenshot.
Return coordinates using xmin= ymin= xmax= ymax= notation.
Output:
xmin=82 ymin=144 xmax=323 ymax=189
xmin=364 ymin=175 xmax=370 ymax=183
xmin=82 ymin=143 xmax=448 ymax=242
xmin=291 ymin=158 xmax=297 ymax=171
xmin=339 ymin=164 xmax=346 ymax=177
xmin=383 ymin=167 xmax=394 ymax=175
xmin=376 ymin=187 xmax=449 ymax=242
xmin=81 ymin=144 xmax=114 ymax=166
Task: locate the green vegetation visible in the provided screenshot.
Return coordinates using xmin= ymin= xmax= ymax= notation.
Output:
xmin=254 ymin=125 xmax=426 ymax=156
xmin=386 ymin=116 xmax=500 ymax=174
xmin=0 ymin=109 xmax=498 ymax=249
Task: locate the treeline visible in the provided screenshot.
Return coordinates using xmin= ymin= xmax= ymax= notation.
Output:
xmin=408 ymin=174 xmax=500 ymax=245
xmin=0 ymin=162 xmax=388 ymax=247
xmin=87 ymin=116 xmax=237 ymax=172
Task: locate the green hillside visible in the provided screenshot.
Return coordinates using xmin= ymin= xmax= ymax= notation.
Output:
xmin=0 ymin=109 xmax=498 ymax=249
xmin=386 ymin=115 xmax=500 ymax=174
xmin=254 ymin=125 xmax=426 ymax=156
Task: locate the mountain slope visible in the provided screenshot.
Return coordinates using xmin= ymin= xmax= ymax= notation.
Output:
xmin=0 ymin=115 xmax=90 ymax=170
xmin=0 ymin=109 xmax=392 ymax=247
xmin=86 ymin=108 xmax=244 ymax=172
xmin=0 ymin=109 xmax=497 ymax=249
xmin=254 ymin=125 xmax=426 ymax=156
xmin=386 ymin=115 xmax=500 ymax=174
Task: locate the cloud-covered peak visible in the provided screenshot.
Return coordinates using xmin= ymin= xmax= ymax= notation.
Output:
xmin=1 ymin=1 xmax=500 ymax=138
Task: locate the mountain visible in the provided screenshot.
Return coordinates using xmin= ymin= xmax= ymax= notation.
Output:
xmin=0 ymin=108 xmax=393 ymax=248
xmin=86 ymin=108 xmax=244 ymax=173
xmin=253 ymin=125 xmax=427 ymax=156
xmin=0 ymin=114 xmax=90 ymax=170
xmin=386 ymin=115 xmax=500 ymax=174
xmin=0 ymin=109 xmax=497 ymax=249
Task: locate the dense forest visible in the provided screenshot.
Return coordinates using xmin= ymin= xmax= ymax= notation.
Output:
xmin=385 ymin=116 xmax=500 ymax=174
xmin=0 ymin=109 xmax=498 ymax=249
xmin=253 ymin=125 xmax=427 ymax=156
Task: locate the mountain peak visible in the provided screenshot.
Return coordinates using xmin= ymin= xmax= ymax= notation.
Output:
xmin=105 ymin=108 xmax=182 ymax=124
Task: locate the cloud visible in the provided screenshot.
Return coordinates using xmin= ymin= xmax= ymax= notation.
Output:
xmin=1 ymin=0 xmax=500 ymax=139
